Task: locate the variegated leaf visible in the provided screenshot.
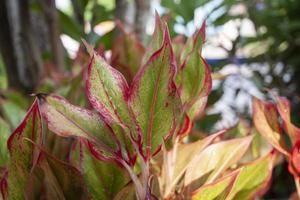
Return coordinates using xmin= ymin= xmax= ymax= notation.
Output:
xmin=225 ymin=152 xmax=274 ymax=200
xmin=130 ymin=27 xmax=181 ymax=157
xmin=38 ymin=94 xmax=117 ymax=158
xmin=252 ymin=97 xmax=290 ymax=157
xmin=7 ymin=100 xmax=42 ymax=199
xmin=184 ymin=136 xmax=253 ymax=187
xmin=159 ymin=131 xmax=224 ymax=197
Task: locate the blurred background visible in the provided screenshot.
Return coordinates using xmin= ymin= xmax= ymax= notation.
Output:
xmin=0 ymin=0 xmax=300 ymax=198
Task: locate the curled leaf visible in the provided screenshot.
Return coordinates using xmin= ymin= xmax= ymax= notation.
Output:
xmin=176 ymin=21 xmax=211 ymax=121
xmin=275 ymin=96 xmax=300 ymax=145
xmin=252 ymin=97 xmax=290 ymax=157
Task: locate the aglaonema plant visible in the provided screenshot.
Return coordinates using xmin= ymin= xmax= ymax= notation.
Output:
xmin=0 ymin=14 xmax=277 ymax=200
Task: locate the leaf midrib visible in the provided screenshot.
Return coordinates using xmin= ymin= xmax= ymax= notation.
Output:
xmin=146 ymin=46 xmax=168 ymax=156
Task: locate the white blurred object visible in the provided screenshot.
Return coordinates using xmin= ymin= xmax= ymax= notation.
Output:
xmin=60 ymin=34 xmax=80 ymax=59
xmin=94 ymin=21 xmax=115 ymax=36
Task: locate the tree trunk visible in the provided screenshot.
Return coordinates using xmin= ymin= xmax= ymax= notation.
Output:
xmin=134 ymin=0 xmax=151 ymax=43
xmin=38 ymin=0 xmax=65 ymax=71
xmin=115 ymin=0 xmax=136 ymax=33
xmin=0 ymin=0 xmax=42 ymax=93
xmin=114 ymin=0 xmax=151 ymax=43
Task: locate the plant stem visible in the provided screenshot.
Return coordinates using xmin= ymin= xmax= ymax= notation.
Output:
xmin=120 ymin=159 xmax=145 ymax=199
xmin=122 ymin=126 xmax=151 ymax=199
xmin=142 ymin=161 xmax=151 ymax=199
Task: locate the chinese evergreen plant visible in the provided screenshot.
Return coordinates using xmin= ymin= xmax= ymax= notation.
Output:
xmin=0 ymin=14 xmax=293 ymax=200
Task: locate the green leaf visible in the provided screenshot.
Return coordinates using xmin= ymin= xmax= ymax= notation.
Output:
xmin=176 ymin=23 xmax=211 ymax=120
xmin=34 ymin=151 xmax=88 ymax=200
xmin=113 ymin=182 xmax=136 ymax=200
xmin=0 ymin=117 xmax=10 ymax=165
xmin=196 ymin=112 xmax=221 ymax=133
xmin=85 ymin=50 xmax=134 ymax=133
xmin=172 ymin=36 xmax=185 ymax=66
xmin=142 ymin=12 xmax=164 ymax=65
xmin=225 ymin=153 xmax=274 ymax=200
xmin=224 ymin=119 xmax=250 ymax=139
xmin=130 ymin=27 xmax=182 ymax=157
xmin=7 ymin=100 xmax=42 ymax=199
xmin=186 ymin=97 xmax=208 ymax=121
xmin=252 ymin=97 xmax=290 ymax=157
xmin=191 ymin=171 xmax=238 ymax=200
xmin=38 ymin=94 xmax=116 ymax=158
xmin=159 ymin=131 xmax=224 ymax=198
xmin=0 ymin=100 xmax=26 ymax=129
xmin=184 ymin=136 xmax=253 ymax=187
xmin=80 ymin=141 xmax=129 ymax=200
xmin=58 ymin=10 xmax=82 ymax=41
xmin=250 ymin=128 xmax=272 ymax=159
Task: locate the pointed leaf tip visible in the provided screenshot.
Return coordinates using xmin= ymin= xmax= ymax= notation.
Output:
xmin=81 ymin=38 xmax=94 ymax=57
xmin=85 ymin=52 xmax=132 ymax=125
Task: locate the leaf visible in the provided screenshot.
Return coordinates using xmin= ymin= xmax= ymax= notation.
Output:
xmin=159 ymin=131 xmax=224 ymax=197
xmin=111 ymin=31 xmax=145 ymax=82
xmin=0 ymin=170 xmax=8 ymax=200
xmin=172 ymin=35 xmax=185 ymax=66
xmin=252 ymin=97 xmax=290 ymax=157
xmin=191 ymin=171 xmax=238 ymax=200
xmin=288 ymin=140 xmax=300 ymax=177
xmin=180 ymin=21 xmax=205 ymax=65
xmin=195 ymin=112 xmax=221 ymax=133
xmin=38 ymin=94 xmax=117 ymax=158
xmin=113 ymin=182 xmax=136 ymax=200
xmin=225 ymin=152 xmax=274 ymax=200
xmin=186 ymin=96 xmax=208 ymax=121
xmin=85 ymin=49 xmax=134 ymax=132
xmin=6 ymin=100 xmax=42 ymax=199
xmin=34 ymin=151 xmax=88 ymax=200
xmin=275 ymin=96 xmax=300 ymax=145
xmin=80 ymin=140 xmax=129 ymax=200
xmin=0 ymin=118 xmax=10 ymax=165
xmin=58 ymin=10 xmax=82 ymax=41
xmin=184 ymin=136 xmax=253 ymax=187
xmin=251 ymin=128 xmax=272 ymax=159
xmin=224 ymin=119 xmax=250 ymax=139
xmin=0 ymin=99 xmax=26 ymax=129
xmin=176 ymin=22 xmax=211 ymax=120
xmin=142 ymin=12 xmax=164 ymax=65
xmin=130 ymin=27 xmax=181 ymax=157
